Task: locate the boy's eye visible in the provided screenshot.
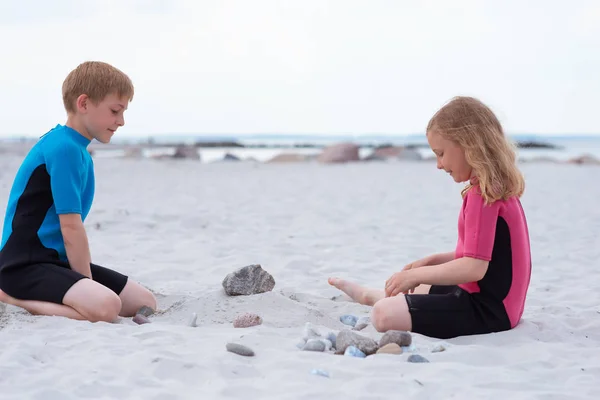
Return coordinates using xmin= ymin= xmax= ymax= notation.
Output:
xmin=111 ymin=110 xmax=119 ymax=114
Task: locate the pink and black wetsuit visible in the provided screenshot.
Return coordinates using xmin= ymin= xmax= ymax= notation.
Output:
xmin=405 ymin=185 xmax=532 ymax=339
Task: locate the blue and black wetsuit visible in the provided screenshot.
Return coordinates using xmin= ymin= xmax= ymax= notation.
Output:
xmin=0 ymin=124 xmax=127 ymax=304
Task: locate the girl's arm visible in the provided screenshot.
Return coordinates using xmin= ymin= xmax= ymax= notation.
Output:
xmin=424 ymin=251 xmax=456 ymax=266
xmin=413 ymin=256 xmax=488 ymax=286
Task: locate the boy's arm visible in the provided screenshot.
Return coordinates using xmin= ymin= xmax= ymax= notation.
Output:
xmin=59 ymin=214 xmax=92 ymax=279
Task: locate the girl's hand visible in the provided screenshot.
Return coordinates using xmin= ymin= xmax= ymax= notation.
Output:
xmin=384 ymin=270 xmax=420 ymax=297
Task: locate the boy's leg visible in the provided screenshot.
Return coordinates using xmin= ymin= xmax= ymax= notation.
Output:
xmin=0 ymin=289 xmax=87 ymax=320
xmin=89 ymin=263 xmax=156 ymax=317
xmin=370 ymin=295 xmax=413 ymax=332
xmin=117 ymin=280 xmax=157 ymax=317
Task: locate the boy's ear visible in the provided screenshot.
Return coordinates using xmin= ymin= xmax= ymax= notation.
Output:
xmin=75 ymin=94 xmax=90 ymax=113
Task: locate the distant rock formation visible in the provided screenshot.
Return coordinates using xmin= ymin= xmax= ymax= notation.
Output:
xmin=317 ymin=143 xmax=360 ymax=163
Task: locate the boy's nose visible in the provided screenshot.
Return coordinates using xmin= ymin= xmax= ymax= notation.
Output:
xmin=436 ymin=159 xmax=443 ymax=170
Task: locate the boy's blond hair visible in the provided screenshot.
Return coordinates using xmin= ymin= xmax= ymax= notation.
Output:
xmin=426 ymin=96 xmax=525 ymax=204
xmin=62 ymin=61 xmax=134 ymax=114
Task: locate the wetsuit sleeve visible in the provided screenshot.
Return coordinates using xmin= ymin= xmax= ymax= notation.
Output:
xmin=462 ymin=189 xmax=501 ymax=261
xmin=45 ymin=143 xmax=84 ymax=215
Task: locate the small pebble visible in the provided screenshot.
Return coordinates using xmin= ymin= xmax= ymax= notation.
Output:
xmin=303 ymin=339 xmax=326 ymax=352
xmin=376 ymin=343 xmax=403 ymax=355
xmin=187 ymin=313 xmax=197 ymax=327
xmin=226 ymin=343 xmax=255 ymax=357
xmin=233 ymin=313 xmax=262 ymax=328
xmin=133 ymin=314 xmax=151 ymax=325
xmin=407 ymin=354 xmax=429 ymax=363
xmin=431 ymin=343 xmax=447 ymax=353
xmin=136 ymin=306 xmax=155 ymax=317
xmin=340 ymin=314 xmax=358 ymax=327
xmin=344 ymin=345 xmax=366 ymax=358
xmin=402 ymin=343 xmax=417 ymax=353
xmin=302 ymin=323 xmax=322 ymax=341
xmin=348 ymin=316 xmax=369 ymax=332
xmin=326 ymin=332 xmax=337 ymax=349
xmin=310 ymin=369 xmax=330 ymax=378
xmin=379 ymin=330 xmax=412 ymax=347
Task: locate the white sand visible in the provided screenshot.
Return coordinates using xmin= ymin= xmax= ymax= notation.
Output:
xmin=0 ymin=155 xmax=599 ymax=399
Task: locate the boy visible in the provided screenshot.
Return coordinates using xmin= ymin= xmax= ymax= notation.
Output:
xmin=0 ymin=61 xmax=156 ymax=322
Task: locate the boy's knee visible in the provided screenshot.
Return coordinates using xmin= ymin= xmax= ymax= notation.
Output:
xmin=371 ymin=298 xmax=412 ymax=333
xmin=89 ymin=292 xmax=122 ymax=323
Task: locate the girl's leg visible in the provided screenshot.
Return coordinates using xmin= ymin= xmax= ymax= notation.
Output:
xmin=328 ymin=277 xmax=432 ymax=306
xmin=117 ymin=280 xmax=157 ymax=317
xmin=370 ymin=294 xmax=413 ymax=332
xmin=0 ymin=289 xmax=87 ymax=320
xmin=328 ymin=277 xmax=385 ymax=306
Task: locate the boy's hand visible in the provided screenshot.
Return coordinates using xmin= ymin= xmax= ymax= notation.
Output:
xmin=384 ymin=270 xmax=420 ymax=297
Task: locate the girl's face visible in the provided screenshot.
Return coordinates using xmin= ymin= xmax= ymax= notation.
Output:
xmin=426 ymin=129 xmax=473 ymax=183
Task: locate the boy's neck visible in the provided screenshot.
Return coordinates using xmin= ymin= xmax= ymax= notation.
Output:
xmin=65 ymin=115 xmax=93 ymax=141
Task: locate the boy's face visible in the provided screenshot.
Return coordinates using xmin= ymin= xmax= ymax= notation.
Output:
xmin=79 ymin=93 xmax=129 ymax=143
xmin=426 ymin=129 xmax=472 ymax=183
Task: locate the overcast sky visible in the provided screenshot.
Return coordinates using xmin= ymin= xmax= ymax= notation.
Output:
xmin=0 ymin=0 xmax=598 ymax=138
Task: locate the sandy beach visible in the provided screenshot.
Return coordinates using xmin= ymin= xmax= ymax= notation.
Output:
xmin=0 ymin=155 xmax=599 ymax=400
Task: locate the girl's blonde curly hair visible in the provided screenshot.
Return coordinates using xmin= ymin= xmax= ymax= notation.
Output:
xmin=427 ymin=96 xmax=525 ymax=204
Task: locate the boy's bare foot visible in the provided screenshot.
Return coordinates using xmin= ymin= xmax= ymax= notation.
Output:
xmin=327 ymin=277 xmax=384 ymax=306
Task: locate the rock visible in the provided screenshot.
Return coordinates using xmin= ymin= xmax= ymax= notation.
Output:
xmin=340 ymin=314 xmax=358 ymax=327
xmin=353 ymin=316 xmax=370 ymax=331
xmin=431 ymin=343 xmax=446 ymax=353
xmin=136 ymin=306 xmax=155 ymax=317
xmin=302 ymin=323 xmax=322 ymax=342
xmin=172 ymin=145 xmax=200 ymax=160
xmin=303 ymin=339 xmax=327 ymax=352
xmin=344 ymin=345 xmax=366 ymax=358
xmin=233 ymin=313 xmax=263 ymax=328
xmin=335 ymin=330 xmax=378 ymax=356
xmin=187 ymin=313 xmax=198 ymax=327
xmin=379 ymin=330 xmax=412 ymax=347
xmin=222 ymin=264 xmax=275 ymax=296
xmin=226 ymin=343 xmax=255 ymax=357
xmin=326 ymin=332 xmax=337 ymax=349
xmin=317 ymin=143 xmax=360 ymax=164
xmin=407 ymin=354 xmax=429 ymax=363
xmin=133 ymin=314 xmax=151 ymax=325
xmin=376 ymin=343 xmax=403 ymax=355
xmin=310 ymin=369 xmax=330 ymax=378
xmin=267 ymin=153 xmax=309 ymax=163
xmin=567 ymin=155 xmax=600 ymax=165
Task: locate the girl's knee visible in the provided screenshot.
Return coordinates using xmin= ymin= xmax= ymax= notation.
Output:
xmin=371 ymin=297 xmax=412 ymax=333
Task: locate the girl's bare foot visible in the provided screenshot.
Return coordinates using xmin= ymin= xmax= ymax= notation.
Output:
xmin=327 ymin=277 xmax=385 ymax=306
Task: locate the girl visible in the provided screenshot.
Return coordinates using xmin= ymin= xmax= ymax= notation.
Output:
xmin=329 ymin=96 xmax=531 ymax=339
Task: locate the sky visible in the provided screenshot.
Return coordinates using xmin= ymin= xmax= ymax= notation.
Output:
xmin=0 ymin=0 xmax=598 ymax=138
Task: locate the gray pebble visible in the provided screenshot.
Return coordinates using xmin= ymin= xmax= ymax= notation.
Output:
xmin=303 ymin=339 xmax=326 ymax=352
xmin=226 ymin=343 xmax=255 ymax=357
xmin=136 ymin=306 xmax=155 ymax=317
xmin=379 ymin=330 xmax=412 ymax=347
xmin=335 ymin=330 xmax=378 ymax=355
xmin=133 ymin=314 xmax=151 ymax=325
xmin=431 ymin=343 xmax=447 ymax=353
xmin=344 ymin=345 xmax=366 ymax=358
xmin=310 ymin=369 xmax=330 ymax=378
xmin=407 ymin=354 xmax=429 ymax=363
xmin=326 ymin=332 xmax=337 ymax=349
xmin=302 ymin=322 xmax=322 ymax=342
xmin=340 ymin=314 xmax=358 ymax=327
